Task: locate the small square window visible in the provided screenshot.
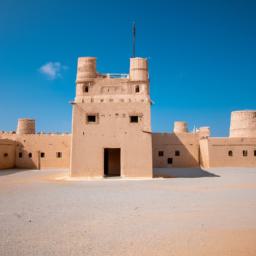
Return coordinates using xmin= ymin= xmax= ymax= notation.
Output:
xmin=41 ymin=152 xmax=45 ymax=158
xmin=130 ymin=116 xmax=139 ymax=123
xmin=56 ymin=152 xmax=62 ymax=158
xmin=84 ymin=86 xmax=89 ymax=93
xmin=19 ymin=152 xmax=23 ymax=158
xmin=167 ymin=158 xmax=173 ymax=164
xmin=87 ymin=115 xmax=96 ymax=123
xmin=228 ymin=150 xmax=233 ymax=157
xmin=243 ymin=150 xmax=247 ymax=157
xmin=3 ymin=153 xmax=8 ymax=157
xmin=28 ymin=153 xmax=32 ymax=158
xmin=175 ymin=150 xmax=180 ymax=156
xmin=158 ymin=151 xmax=164 ymax=157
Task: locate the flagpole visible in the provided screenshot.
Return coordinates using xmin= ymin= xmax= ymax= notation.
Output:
xmin=132 ymin=22 xmax=136 ymax=58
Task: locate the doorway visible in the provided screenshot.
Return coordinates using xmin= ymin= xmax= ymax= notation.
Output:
xmin=104 ymin=148 xmax=121 ymax=177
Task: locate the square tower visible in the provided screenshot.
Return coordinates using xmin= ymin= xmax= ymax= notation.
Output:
xmin=70 ymin=57 xmax=153 ymax=177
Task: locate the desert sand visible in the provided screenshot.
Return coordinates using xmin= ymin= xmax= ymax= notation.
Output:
xmin=0 ymin=168 xmax=256 ymax=256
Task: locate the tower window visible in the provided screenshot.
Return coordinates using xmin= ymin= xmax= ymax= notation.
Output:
xmin=87 ymin=115 xmax=97 ymax=123
xmin=56 ymin=152 xmax=62 ymax=158
xmin=243 ymin=150 xmax=247 ymax=157
xmin=28 ymin=153 xmax=32 ymax=158
xmin=130 ymin=116 xmax=139 ymax=123
xmin=84 ymin=86 xmax=89 ymax=93
xmin=41 ymin=152 xmax=45 ymax=158
xmin=167 ymin=158 xmax=173 ymax=164
xmin=135 ymin=85 xmax=140 ymax=93
xmin=254 ymin=150 xmax=256 ymax=156
xmin=3 ymin=153 xmax=8 ymax=157
xmin=19 ymin=152 xmax=23 ymax=158
xmin=228 ymin=150 xmax=233 ymax=157
xmin=158 ymin=151 xmax=164 ymax=157
xmin=175 ymin=150 xmax=180 ymax=156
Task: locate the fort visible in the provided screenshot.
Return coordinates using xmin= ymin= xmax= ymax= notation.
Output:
xmin=0 ymin=57 xmax=256 ymax=176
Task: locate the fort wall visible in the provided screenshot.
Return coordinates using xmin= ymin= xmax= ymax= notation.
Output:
xmin=200 ymin=137 xmax=256 ymax=168
xmin=152 ymin=132 xmax=200 ymax=168
xmin=0 ymin=132 xmax=70 ymax=169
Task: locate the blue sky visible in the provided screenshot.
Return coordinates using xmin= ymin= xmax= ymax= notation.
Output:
xmin=0 ymin=0 xmax=255 ymax=136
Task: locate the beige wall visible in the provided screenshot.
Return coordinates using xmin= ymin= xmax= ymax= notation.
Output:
xmin=0 ymin=133 xmax=70 ymax=169
xmin=1 ymin=129 xmax=256 ymax=172
xmin=0 ymin=139 xmax=16 ymax=169
xmin=152 ymin=132 xmax=200 ymax=168
xmin=200 ymin=137 xmax=256 ymax=168
xmin=71 ymin=100 xmax=152 ymax=177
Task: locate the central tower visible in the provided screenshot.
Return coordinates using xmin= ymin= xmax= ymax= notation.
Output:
xmin=70 ymin=57 xmax=152 ymax=177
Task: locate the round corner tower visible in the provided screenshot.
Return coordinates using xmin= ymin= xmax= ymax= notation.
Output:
xmin=76 ymin=57 xmax=97 ymax=82
xmin=229 ymin=110 xmax=256 ymax=138
xmin=173 ymin=121 xmax=188 ymax=133
xmin=16 ymin=118 xmax=36 ymax=135
xmin=129 ymin=57 xmax=148 ymax=81
xmin=76 ymin=57 xmax=97 ymax=98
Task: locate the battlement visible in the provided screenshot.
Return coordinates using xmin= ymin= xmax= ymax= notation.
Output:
xmin=99 ymin=73 xmax=129 ymax=79
xmin=75 ymin=57 xmax=150 ymax=102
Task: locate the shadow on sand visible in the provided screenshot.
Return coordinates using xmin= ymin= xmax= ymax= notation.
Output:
xmin=0 ymin=168 xmax=219 ymax=179
xmin=153 ymin=167 xmax=220 ymax=178
xmin=0 ymin=169 xmax=31 ymax=177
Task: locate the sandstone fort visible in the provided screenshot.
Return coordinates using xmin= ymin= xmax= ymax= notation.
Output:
xmin=0 ymin=57 xmax=256 ymax=176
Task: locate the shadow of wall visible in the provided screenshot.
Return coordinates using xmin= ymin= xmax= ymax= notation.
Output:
xmin=0 ymin=139 xmax=16 ymax=170
xmin=153 ymin=167 xmax=219 ymax=178
xmin=152 ymin=132 xmax=206 ymax=177
xmin=152 ymin=133 xmax=200 ymax=167
xmin=15 ymin=141 xmax=38 ymax=169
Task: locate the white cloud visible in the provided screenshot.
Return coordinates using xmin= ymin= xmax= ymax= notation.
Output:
xmin=39 ymin=62 xmax=67 ymax=80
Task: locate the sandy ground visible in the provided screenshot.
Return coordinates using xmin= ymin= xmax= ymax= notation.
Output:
xmin=0 ymin=168 xmax=256 ymax=256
